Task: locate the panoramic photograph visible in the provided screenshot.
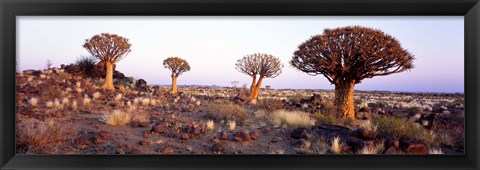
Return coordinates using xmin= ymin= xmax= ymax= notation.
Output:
xmin=15 ymin=16 xmax=464 ymax=155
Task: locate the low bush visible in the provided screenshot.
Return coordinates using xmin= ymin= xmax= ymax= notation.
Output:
xmin=203 ymin=103 xmax=248 ymax=124
xmin=271 ymin=109 xmax=315 ymax=128
xmin=373 ymin=116 xmax=435 ymax=144
xmin=312 ymin=112 xmax=336 ymax=125
xmin=101 ymin=110 xmax=132 ymax=126
xmin=256 ymin=98 xmax=284 ymax=113
xmin=17 ymin=118 xmax=72 ymax=153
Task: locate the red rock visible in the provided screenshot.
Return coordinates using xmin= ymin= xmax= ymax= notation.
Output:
xmin=212 ymin=138 xmax=220 ymax=144
xmin=93 ymin=135 xmax=103 ymax=144
xmin=98 ymin=130 xmax=110 ymax=140
xmin=75 ymin=134 xmax=90 ymax=150
xmin=355 ymin=128 xmax=377 ymax=140
xmin=233 ymin=137 xmax=243 ymax=142
xmin=162 ymin=147 xmax=174 ymax=154
xmin=138 ymin=140 xmax=150 ymax=146
xmin=212 ymin=142 xmax=226 ymax=153
xmin=250 ymin=130 xmax=260 ymax=140
xmin=126 ymin=144 xmax=134 ymax=150
xmin=406 ymin=143 xmax=428 ymax=154
xmin=237 ymin=130 xmax=251 ymax=142
xmin=180 ymin=133 xmax=189 ymax=140
xmin=151 ymin=123 xmax=168 ymax=134
xmin=342 ymin=146 xmax=352 ymax=153
xmin=218 ymin=131 xmax=228 ymax=140
xmin=128 ymin=148 xmax=143 ymax=154
xmin=116 ymin=148 xmax=125 ymax=154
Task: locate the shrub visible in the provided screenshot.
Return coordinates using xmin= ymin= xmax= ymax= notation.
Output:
xmin=228 ymin=120 xmax=236 ymax=131
xmin=203 ymin=103 xmax=247 ymax=123
xmin=17 ymin=118 xmax=71 ymax=153
xmin=92 ymin=92 xmax=101 ymax=100
xmin=42 ymin=88 xmax=62 ymax=100
xmin=330 ymin=136 xmax=343 ymax=154
xmin=206 ymin=120 xmax=215 ymax=130
xmin=358 ymin=140 xmax=384 ymax=154
xmin=256 ymin=98 xmax=284 ymax=112
xmin=101 ymin=110 xmax=132 ymax=126
xmin=271 ymin=109 xmax=315 ymax=128
xmin=312 ymin=112 xmax=336 ymax=125
xmin=408 ymin=106 xmax=422 ymax=114
xmin=75 ymin=56 xmax=97 ymax=77
xmin=373 ymin=116 xmax=435 ymax=144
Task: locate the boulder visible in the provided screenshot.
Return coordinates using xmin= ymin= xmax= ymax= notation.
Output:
xmin=291 ymin=128 xmax=312 ymax=140
xmin=250 ymin=130 xmax=260 ymax=140
xmin=354 ymin=128 xmax=377 ymax=140
xmin=212 ymin=142 xmax=227 ymax=153
xmin=151 ymin=123 xmax=168 ymax=134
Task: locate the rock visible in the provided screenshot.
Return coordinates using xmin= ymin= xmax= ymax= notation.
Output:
xmin=218 ymin=131 xmax=228 ymax=140
xmin=75 ymin=134 xmax=90 ymax=150
xmin=358 ymin=107 xmax=371 ymax=113
xmin=346 ymin=137 xmax=367 ymax=151
xmin=384 ymin=146 xmax=401 ymax=154
xmin=212 ymin=138 xmax=220 ymax=144
xmin=128 ymin=148 xmax=143 ymax=154
xmin=126 ymin=144 xmax=134 ymax=150
xmin=312 ymin=124 xmax=352 ymax=141
xmin=250 ymin=130 xmax=260 ymax=140
xmin=93 ymin=135 xmax=103 ymax=145
xmin=139 ymin=140 xmax=150 ymax=146
xmin=293 ymin=139 xmax=311 ymax=150
xmin=116 ymin=148 xmax=125 ymax=154
xmin=233 ymin=137 xmax=243 ymax=142
xmin=180 ymin=133 xmax=189 ymax=140
xmin=237 ymin=130 xmax=251 ymax=142
xmin=355 ymin=128 xmax=377 ymax=140
xmin=98 ymin=130 xmax=110 ymax=140
xmin=291 ymin=128 xmax=312 ymax=140
xmin=212 ymin=142 xmax=226 ymax=153
xmin=342 ymin=146 xmax=352 ymax=153
xmin=151 ymin=123 xmax=168 ymax=134
xmin=405 ymin=143 xmax=428 ymax=154
xmin=161 ymin=147 xmax=174 ymax=154
xmin=138 ymin=122 xmax=150 ymax=128
xmin=385 ymin=138 xmax=400 ymax=150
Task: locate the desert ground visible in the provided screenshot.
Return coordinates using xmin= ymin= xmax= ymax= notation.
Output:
xmin=15 ymin=66 xmax=464 ymax=155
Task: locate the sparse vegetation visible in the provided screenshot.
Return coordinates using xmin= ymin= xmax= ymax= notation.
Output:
xmin=17 ymin=118 xmax=72 ymax=153
xmin=203 ymin=103 xmax=247 ymax=123
xmin=271 ymin=109 xmax=315 ymax=128
xmin=101 ymin=110 xmax=132 ymax=126
xmin=373 ymin=116 xmax=435 ymax=144
xmin=330 ymin=136 xmax=343 ymax=154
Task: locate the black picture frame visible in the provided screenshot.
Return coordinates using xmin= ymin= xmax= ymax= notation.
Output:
xmin=1 ymin=0 xmax=479 ymax=169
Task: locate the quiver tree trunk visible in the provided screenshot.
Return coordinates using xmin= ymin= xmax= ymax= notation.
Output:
xmin=102 ymin=61 xmax=115 ymax=90
xmin=171 ymin=76 xmax=178 ymax=94
xmin=249 ymin=75 xmax=257 ymax=98
xmin=334 ymin=80 xmax=356 ymax=119
xmin=249 ymin=76 xmax=264 ymax=104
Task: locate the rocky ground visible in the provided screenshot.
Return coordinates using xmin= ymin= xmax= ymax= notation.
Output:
xmin=15 ymin=67 xmax=464 ymax=155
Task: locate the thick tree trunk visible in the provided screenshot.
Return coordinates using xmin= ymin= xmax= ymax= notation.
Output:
xmin=250 ymin=76 xmax=264 ymax=104
xmin=334 ymin=80 xmax=356 ymax=119
xmin=102 ymin=61 xmax=115 ymax=90
xmin=249 ymin=75 xmax=257 ymax=99
xmin=171 ymin=76 xmax=178 ymax=94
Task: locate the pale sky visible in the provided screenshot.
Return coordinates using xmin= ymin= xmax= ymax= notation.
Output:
xmin=17 ymin=16 xmax=464 ymax=93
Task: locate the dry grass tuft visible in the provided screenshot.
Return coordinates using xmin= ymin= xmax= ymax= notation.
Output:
xmin=93 ymin=92 xmax=101 ymax=100
xmin=142 ymin=98 xmax=151 ymax=106
xmin=206 ymin=120 xmax=215 ymax=130
xmin=29 ymin=98 xmax=38 ymax=107
xmin=203 ymin=103 xmax=247 ymax=123
xmin=83 ymin=97 xmax=91 ymax=106
xmin=114 ymin=94 xmax=123 ymax=102
xmin=100 ymin=110 xmax=132 ymax=126
xmin=271 ymin=109 xmax=315 ymax=128
xmin=429 ymin=147 xmax=444 ymax=154
xmin=330 ymin=136 xmax=343 ymax=154
xmin=17 ymin=118 xmax=72 ymax=153
xmin=358 ymin=141 xmax=384 ymax=154
xmin=228 ymin=120 xmax=236 ymax=131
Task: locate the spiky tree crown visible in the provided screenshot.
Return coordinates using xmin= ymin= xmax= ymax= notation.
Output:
xmin=290 ymin=26 xmax=414 ymax=84
xmin=235 ymin=53 xmax=283 ymax=78
xmin=83 ymin=33 xmax=131 ymax=63
xmin=163 ymin=57 xmax=191 ymax=77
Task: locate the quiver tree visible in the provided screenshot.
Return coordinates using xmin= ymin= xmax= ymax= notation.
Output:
xmin=290 ymin=26 xmax=414 ymax=119
xmin=83 ymin=33 xmax=131 ymax=90
xmin=163 ymin=57 xmax=190 ymax=94
xmin=235 ymin=53 xmax=283 ymax=104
